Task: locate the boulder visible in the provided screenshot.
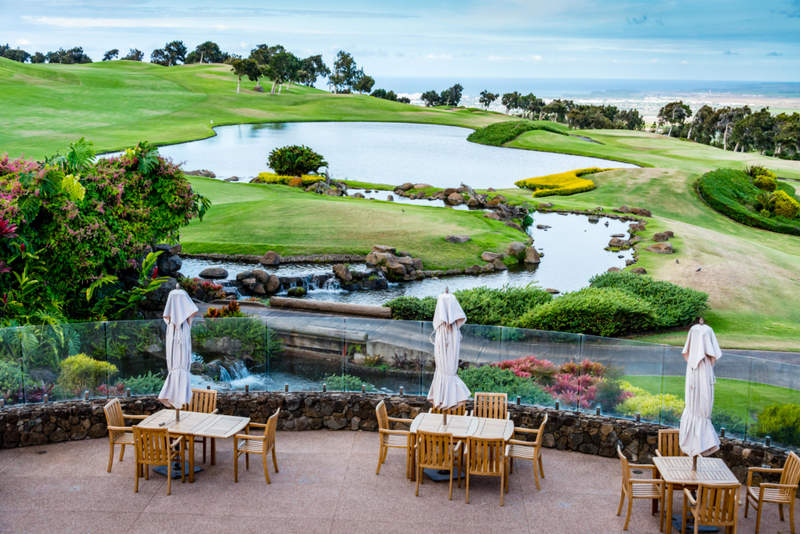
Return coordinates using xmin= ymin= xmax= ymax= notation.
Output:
xmin=412 ymin=258 xmax=424 ymax=271
xmin=394 ymin=256 xmax=414 ymax=267
xmin=250 ymin=283 xmax=266 ymax=295
xmin=467 ymin=197 xmax=481 ymax=207
xmin=385 ymin=259 xmax=407 ymax=278
xmin=224 ymin=176 xmax=239 ymax=182
xmin=443 ymin=188 xmax=458 ymax=196
xmin=481 ymin=251 xmax=504 ymax=262
xmin=445 ymin=235 xmax=471 ymax=244
xmin=646 ymin=243 xmax=674 ymax=254
xmin=445 ymin=269 xmax=462 ymax=276
xmin=199 ymin=267 xmax=228 ymax=280
xmin=396 ymin=250 xmax=411 ymax=257
xmin=260 ymin=251 xmax=281 ymax=266
xmin=332 ymin=264 xmax=353 ymax=282
xmin=536 ymin=224 xmax=551 ymax=229
xmin=156 ymin=253 xmax=182 ymax=277
xmin=287 ymin=287 xmax=306 ymax=297
xmin=607 ymin=267 xmax=621 ymax=272
xmin=253 ymin=85 xmax=265 ymax=93
xmin=484 ymin=212 xmax=501 ymax=220
xmin=524 ymin=247 xmax=541 ymax=264
xmin=386 ymin=195 xmax=394 ymax=202
xmin=155 ymin=243 xmax=182 ymax=256
xmin=252 ymin=269 xmax=270 ymax=284
xmin=664 ymin=231 xmax=675 ymax=238
xmin=186 ymin=169 xmax=216 ymax=178
xmin=487 ymin=187 xmax=496 ymax=192
xmin=447 ymin=192 xmax=464 ymax=204
xmin=464 ymin=265 xmax=483 ymax=274
xmin=266 ymin=275 xmax=281 ymax=293
xmin=507 ymin=242 xmax=527 ymax=260
xmin=588 ymin=215 xmax=599 ymax=223
xmin=631 ymin=267 xmax=647 ymax=274
xmin=482 ymin=263 xmax=495 ymax=272
xmin=413 ymin=183 xmax=432 ymax=189
xmin=236 ymin=271 xmax=254 ymax=281
xmin=372 ymin=245 xmax=397 ymax=254
xmin=618 ymin=205 xmax=631 ymax=213
xmin=352 ymin=192 xmax=365 ymax=199
xmin=140 ymin=277 xmax=178 ymax=311
xmin=608 ymin=238 xmax=630 ymax=248
xmin=538 ymin=202 xmax=554 ymax=209
xmin=288 ymin=176 xmax=304 ymax=188
xmin=365 ymin=251 xmax=394 ymax=265
xmin=492 ymin=258 xmax=507 ymax=271
xmin=487 ymin=198 xmax=502 ymax=207
xmin=545 ymin=288 xmax=560 ymax=294
xmin=631 ymin=207 xmax=652 ymax=217
xmin=397 ymin=183 xmax=414 ymax=191
xmin=324 ymin=187 xmax=343 ymax=196
xmin=653 ymin=233 xmax=669 ymax=242
xmin=505 ymin=221 xmax=524 ymax=232
xmin=629 ymin=223 xmax=646 ymax=232
xmin=492 ymin=194 xmax=507 ymax=202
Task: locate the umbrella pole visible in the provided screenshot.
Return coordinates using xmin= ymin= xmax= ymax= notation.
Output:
xmin=692 ymin=455 xmax=697 ymax=471
xmin=176 ymin=407 xmax=180 ymax=422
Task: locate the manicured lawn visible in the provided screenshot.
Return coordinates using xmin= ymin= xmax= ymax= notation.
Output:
xmin=183 ymin=178 xmax=525 ymax=270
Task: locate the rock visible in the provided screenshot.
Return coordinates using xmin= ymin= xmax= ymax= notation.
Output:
xmin=397 ymin=183 xmax=414 ymax=191
xmin=447 ymin=192 xmax=464 ymax=204
xmin=352 ymin=192 xmax=365 ymax=199
xmin=199 ymin=267 xmax=228 ymax=280
xmin=260 ymin=251 xmax=281 ymax=266
xmin=487 ymin=187 xmax=496 ymax=192
xmin=545 ymin=288 xmax=560 ymax=294
xmin=185 ymin=169 xmax=216 ymax=178
xmin=386 ymin=195 xmax=394 ymax=201
xmin=155 ymin=243 xmax=182 ymax=256
xmin=412 ymin=258 xmax=424 ymax=271
xmin=492 ymin=194 xmax=507 ymax=202
xmin=365 ymin=251 xmax=393 ymax=265
xmin=536 ymin=224 xmax=551 ymax=230
xmin=396 ymin=251 xmax=411 ymax=257
xmin=628 ymin=223 xmax=645 ymax=232
xmin=504 ymin=221 xmax=524 ymax=232
xmin=608 ymin=267 xmax=621 ymax=272
xmin=653 ymin=233 xmax=669 ymax=242
xmin=288 ymin=176 xmax=304 ymax=188
xmin=631 ymin=207 xmax=652 ymax=217
xmin=385 ymin=259 xmax=407 ymax=278
xmin=413 ymin=183 xmax=432 ymax=189
xmin=538 ymin=202 xmax=554 ymax=209
xmin=287 ymin=287 xmax=307 ymax=297
xmin=394 ymin=256 xmax=414 ymax=267
xmin=482 ymin=263 xmax=495 ymax=272
xmin=492 ymin=258 xmax=508 ymax=271
xmin=618 ymin=205 xmax=631 ymax=213
xmin=414 ymin=191 xmax=426 ymax=199
xmin=156 ymin=253 xmax=182 ymax=277
xmin=588 ymin=216 xmax=599 ymax=223
xmin=486 ymin=198 xmax=501 ymax=207
xmin=646 ymin=242 xmax=674 ymax=254
xmin=445 ymin=235 xmax=471 ymax=244
xmin=236 ymin=271 xmax=254 ymax=281
xmin=266 ymin=275 xmax=281 ymax=293
xmin=611 ymin=234 xmax=625 ymax=238
xmin=252 ymin=269 xmax=270 ymax=284
xmin=250 ymin=283 xmax=266 ymax=295
xmin=608 ymin=238 xmax=630 ymax=248
xmin=372 ymin=245 xmax=396 ymax=254
xmin=524 ymin=247 xmax=541 ymax=264
xmin=253 ymin=85 xmax=265 ymax=92
xmin=625 ymin=259 xmax=634 ymax=266
xmin=664 ymin=231 xmax=674 ymax=238
xmin=332 ymin=264 xmax=353 ymax=282
xmin=224 ymin=176 xmax=239 ymax=182
xmin=631 ymin=267 xmax=647 ymax=274
xmin=443 ymin=188 xmax=458 ymax=196
xmin=190 ymin=362 xmax=204 ymax=374
xmin=507 ymin=242 xmax=527 ymax=260
xmin=324 ymin=187 xmax=343 ymax=196
xmin=444 ymin=269 xmax=462 ymax=276
xmin=464 ymin=265 xmax=483 ymax=274
xmin=484 ymin=212 xmax=501 ymax=220
xmin=467 ymin=197 xmax=481 ymax=207
xmin=481 ymin=251 xmax=504 ymax=262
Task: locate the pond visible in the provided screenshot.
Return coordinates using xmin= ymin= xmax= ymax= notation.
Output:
xmin=179 ymin=212 xmax=634 ymax=304
xmin=159 ymin=122 xmax=636 ymax=189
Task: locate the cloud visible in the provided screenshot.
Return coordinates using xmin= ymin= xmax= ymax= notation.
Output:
xmin=724 ymin=50 xmax=738 ymax=55
xmin=425 ymin=54 xmax=452 ymax=60
xmin=530 ymin=54 xmax=542 ymax=61
xmin=766 ymin=52 xmax=784 ymax=56
xmin=681 ymin=60 xmax=689 ymax=64
xmin=648 ymin=58 xmax=658 ymax=63
xmin=15 ymin=39 xmax=30 ymax=46
xmin=239 ymin=42 xmax=247 ymax=49
xmin=487 ymin=55 xmax=513 ymax=61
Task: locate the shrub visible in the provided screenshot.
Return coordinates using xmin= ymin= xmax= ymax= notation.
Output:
xmin=516 ymin=288 xmax=657 ymax=337
xmin=179 ymin=277 xmax=226 ymax=301
xmin=252 ymin=172 xmax=321 ymax=186
xmin=496 ymin=355 xmax=558 ymax=385
xmin=589 ymin=271 xmax=708 ymax=329
xmin=58 ymin=353 xmax=118 ymax=396
xmin=384 ymin=295 xmax=437 ymax=321
xmin=773 ymin=190 xmax=800 ymax=219
xmin=322 ymin=373 xmax=376 ymax=392
xmin=267 ymin=145 xmax=328 ymax=176
xmin=123 ymin=371 xmax=166 ymax=395
xmin=467 ymin=120 xmax=568 ymax=146
xmin=515 ymin=168 xmax=608 ymax=197
xmin=0 ymin=359 xmax=26 ymax=401
xmin=753 ymin=172 xmax=778 ymax=192
xmin=745 ymin=165 xmax=768 ymax=178
xmin=697 ymin=169 xmax=800 ymax=236
xmin=617 ymin=382 xmax=685 ymax=424
xmin=458 ymin=365 xmax=552 ymax=405
xmin=203 ymin=300 xmax=247 ymax=318
xmin=753 ymin=403 xmax=800 ymax=447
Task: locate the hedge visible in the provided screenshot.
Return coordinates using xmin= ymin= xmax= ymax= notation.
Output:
xmin=467 ymin=120 xmax=568 ymax=146
xmin=252 ymin=172 xmax=321 ymax=186
xmin=515 ymin=167 xmax=609 ymax=197
xmin=696 ymin=168 xmax=800 ymax=236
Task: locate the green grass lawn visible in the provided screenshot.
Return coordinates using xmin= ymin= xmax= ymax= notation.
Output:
xmin=183 ymin=178 xmax=525 ymax=270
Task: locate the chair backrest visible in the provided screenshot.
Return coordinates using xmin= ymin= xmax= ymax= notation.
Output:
xmin=617 ymin=445 xmax=631 ymax=489
xmin=779 ymin=452 xmax=800 ymax=495
xmin=417 ymin=430 xmax=455 ymax=469
xmin=466 ymin=436 xmax=505 ymax=475
xmin=265 ymin=408 xmax=280 ymax=451
xmin=186 ymin=388 xmax=217 ymax=414
xmin=103 ymin=399 xmax=124 ymax=439
xmin=657 ymin=429 xmax=685 ymax=457
xmin=533 ymin=414 xmax=549 ymax=449
xmin=693 ymin=483 xmax=739 ymax=526
xmin=376 ymin=400 xmax=389 ymax=430
xmin=473 ymin=392 xmax=508 ymax=420
xmin=430 ymin=404 xmax=465 ymax=416
xmin=133 ymin=426 xmax=173 ymax=466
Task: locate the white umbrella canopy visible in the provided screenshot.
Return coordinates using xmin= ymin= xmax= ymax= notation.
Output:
xmin=426 ymin=291 xmax=471 ymax=409
xmin=158 ymin=288 xmax=199 ymax=412
xmin=679 ymin=321 xmax=723 ymax=460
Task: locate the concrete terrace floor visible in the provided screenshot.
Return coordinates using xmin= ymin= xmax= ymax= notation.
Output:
xmin=0 ymin=430 xmax=795 ymax=534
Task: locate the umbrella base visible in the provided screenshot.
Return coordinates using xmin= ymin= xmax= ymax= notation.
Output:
xmin=423 ymin=466 xmax=465 ymax=482
xmin=671 ymin=515 xmax=719 ymax=533
xmin=152 ymin=462 xmax=202 ymax=479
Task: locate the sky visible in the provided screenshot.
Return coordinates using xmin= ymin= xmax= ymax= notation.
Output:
xmin=2 ymin=0 xmax=800 ymax=81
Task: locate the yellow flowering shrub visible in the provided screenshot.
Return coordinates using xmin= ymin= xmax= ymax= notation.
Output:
xmin=617 ymin=380 xmax=685 ymax=423
xmin=515 ymin=167 xmax=611 ymax=197
xmin=253 ymin=172 xmax=321 ymax=186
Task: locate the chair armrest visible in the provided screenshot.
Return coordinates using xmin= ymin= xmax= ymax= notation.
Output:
xmin=453 ymin=441 xmax=463 ymax=453
xmin=683 ymin=488 xmax=697 ymax=506
xmin=387 ymin=416 xmax=412 ymax=424
xmin=761 ymin=483 xmax=799 ymax=490
xmin=507 ymin=439 xmax=535 ymax=446
xmin=655 ymin=450 xmax=663 ymax=457
xmin=467 ymin=410 xmax=473 ymax=417
xmin=122 ymin=414 xmax=149 ymax=420
xmin=629 ymin=464 xmax=658 ymax=472
xmin=210 ymin=409 xmax=219 ymax=415
xmin=380 ymin=429 xmax=410 ymax=436
xmin=631 ymin=479 xmax=664 ymax=486
xmin=506 ymin=413 xmax=511 ymax=420
xmin=236 ymin=433 xmax=266 ymax=441
xmin=247 ymin=423 xmax=268 ymax=429
xmin=107 ymin=425 xmax=132 ymax=432
xmin=513 ymin=427 xmax=541 ymax=435
xmin=748 ymin=466 xmax=783 ymax=474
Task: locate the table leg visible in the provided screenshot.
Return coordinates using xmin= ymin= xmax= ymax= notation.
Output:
xmin=410 ymin=433 xmax=416 ymax=482
xmin=189 ymin=438 xmax=195 ymax=483
xmin=211 ymin=437 xmax=216 ymax=466
xmin=665 ymin=483 xmax=673 ymax=534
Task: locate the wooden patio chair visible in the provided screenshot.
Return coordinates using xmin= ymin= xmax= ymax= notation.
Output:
xmin=505 ymin=414 xmax=548 ymax=490
xmin=414 ymin=430 xmax=462 ymax=500
xmin=464 ymin=435 xmax=507 ymax=506
xmin=375 ymin=400 xmax=413 ymax=479
xmin=183 ymin=388 xmax=218 ymax=464
xmin=429 ymin=404 xmax=466 ymax=416
xmin=655 ymin=428 xmax=686 ymax=458
xmin=103 ymin=398 xmax=147 ymax=473
xmin=745 ymin=451 xmax=800 ymax=534
xmin=234 ymin=408 xmax=280 ymax=483
xmin=683 ymin=483 xmax=739 ymax=534
xmin=616 ymin=445 xmax=664 ymax=531
xmin=133 ymin=426 xmax=185 ymax=495
xmin=470 ymin=392 xmax=510 ymax=420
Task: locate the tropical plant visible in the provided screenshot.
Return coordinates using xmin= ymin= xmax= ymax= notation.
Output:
xmin=267 ymin=145 xmax=328 ymax=176
xmin=0 ymin=359 xmax=26 ymax=402
xmin=457 ymin=365 xmax=552 ymax=405
xmin=58 ymin=353 xmax=118 ymax=397
xmin=322 ymin=373 xmax=376 ymax=392
xmin=203 ymin=300 xmax=246 ymax=318
xmin=123 ymin=371 xmax=165 ymax=395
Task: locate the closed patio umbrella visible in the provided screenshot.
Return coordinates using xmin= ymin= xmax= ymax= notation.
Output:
xmin=679 ymin=319 xmax=722 ymax=469
xmin=158 ymin=287 xmax=199 ymax=422
xmin=427 ymin=289 xmax=471 ymax=411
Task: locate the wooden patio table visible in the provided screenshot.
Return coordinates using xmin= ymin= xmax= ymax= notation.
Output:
xmin=408 ymin=412 xmax=514 ymax=482
xmin=137 ymin=409 xmax=250 ymax=482
xmin=652 ymin=455 xmax=739 ymax=534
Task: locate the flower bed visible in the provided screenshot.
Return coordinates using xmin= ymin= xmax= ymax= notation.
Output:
xmin=514 ymin=167 xmax=609 ymax=197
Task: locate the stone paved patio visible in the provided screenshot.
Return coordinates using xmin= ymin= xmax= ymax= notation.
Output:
xmin=0 ymin=430 xmax=794 ymax=533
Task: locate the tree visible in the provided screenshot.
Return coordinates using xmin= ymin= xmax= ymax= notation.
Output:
xmin=230 ymin=58 xmax=247 ymax=94
xmin=774 ymin=112 xmax=800 ymax=158
xmin=543 ymin=99 xmax=570 ymax=123
xmin=731 ymin=107 xmax=776 ymax=154
xmin=657 ymin=101 xmax=692 ymax=137
xmin=46 ymin=47 xmax=92 ymax=64
xmin=519 ymin=93 xmax=544 ymax=119
xmin=501 ymin=92 xmax=521 ymax=114
xmin=265 ymin=51 xmax=300 ymax=93
xmin=268 ymin=145 xmax=328 ymax=176
xmin=188 ymin=41 xmax=223 ymax=64
xmin=329 ymin=51 xmax=359 ymax=94
xmin=30 ymin=52 xmax=46 ymax=64
xmin=297 ymin=55 xmax=330 ymax=86
xmin=478 ymin=90 xmax=498 ymax=110
xmin=121 ymin=48 xmax=144 ymax=61
xmin=102 ymin=49 xmax=119 ymax=61
xmin=353 ymin=72 xmax=375 ymax=94
xmin=397 ymin=96 xmax=411 ymax=104
xmin=2 ymin=48 xmax=30 ymax=63
xmin=421 ymin=90 xmax=440 ymax=107
xmin=164 ymin=41 xmax=187 ymax=66
xmin=439 ymin=84 xmax=464 ymax=107
xmin=249 ymin=44 xmax=285 ymax=66
xmin=150 ymin=48 xmax=170 ymax=66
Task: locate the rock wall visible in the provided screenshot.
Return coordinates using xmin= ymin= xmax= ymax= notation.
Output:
xmin=0 ymin=392 xmax=789 ymax=483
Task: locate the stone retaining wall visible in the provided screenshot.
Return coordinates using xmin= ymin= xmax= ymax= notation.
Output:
xmin=0 ymin=392 xmax=789 ymax=484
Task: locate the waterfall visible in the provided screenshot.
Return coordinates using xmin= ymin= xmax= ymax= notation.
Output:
xmin=322 ymin=278 xmax=341 ymax=291
xmin=222 ymin=360 xmax=251 ymax=381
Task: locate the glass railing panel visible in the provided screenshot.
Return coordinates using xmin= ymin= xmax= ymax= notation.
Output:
xmin=746 ymin=357 xmax=800 ymax=451
xmin=0 ymin=327 xmax=24 ymax=406
xmin=266 ymin=316 xmax=344 ymax=392
xmin=342 ymin=318 xmax=422 ymax=395
xmin=454 ymin=324 xmax=503 ymax=404
xmin=661 ymin=346 xmax=686 ymax=428
xmin=579 ymin=335 xmax=665 ymax=423
xmin=21 ymin=322 xmax=108 ymax=403
xmin=190 ymin=316 xmax=267 ymax=393
xmin=707 ymin=352 xmax=752 ymax=442
xmin=105 ymin=319 xmax=166 ymax=397
xmin=420 ymin=321 xmax=435 ymax=397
